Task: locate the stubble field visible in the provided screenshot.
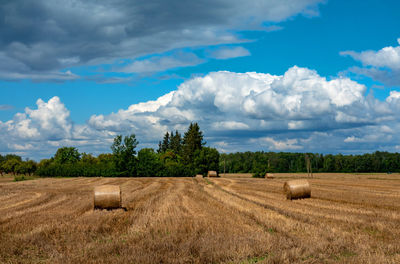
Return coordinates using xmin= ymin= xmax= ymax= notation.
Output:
xmin=0 ymin=173 xmax=399 ymax=263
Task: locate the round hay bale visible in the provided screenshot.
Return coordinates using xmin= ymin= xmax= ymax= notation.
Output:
xmin=207 ymin=171 xmax=218 ymax=177
xmin=265 ymin=173 xmax=274 ymax=179
xmin=283 ymin=179 xmax=311 ymax=200
xmin=94 ymin=185 xmax=121 ymax=210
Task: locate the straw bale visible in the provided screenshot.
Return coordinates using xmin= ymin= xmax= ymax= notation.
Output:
xmin=207 ymin=171 xmax=218 ymax=177
xmin=283 ymin=179 xmax=311 ymax=200
xmin=195 ymin=174 xmax=203 ymax=178
xmin=265 ymin=173 xmax=274 ymax=179
xmin=94 ymin=185 xmax=121 ymax=209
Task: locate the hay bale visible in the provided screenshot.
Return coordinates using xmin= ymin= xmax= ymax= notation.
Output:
xmin=283 ymin=179 xmax=311 ymax=200
xmin=94 ymin=185 xmax=121 ymax=210
xmin=207 ymin=171 xmax=218 ymax=177
xmin=195 ymin=174 xmax=203 ymax=178
xmin=265 ymin=173 xmax=274 ymax=179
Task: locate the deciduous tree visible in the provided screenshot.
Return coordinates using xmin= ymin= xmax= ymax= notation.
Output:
xmin=54 ymin=147 xmax=81 ymax=164
xmin=111 ymin=134 xmax=139 ymax=176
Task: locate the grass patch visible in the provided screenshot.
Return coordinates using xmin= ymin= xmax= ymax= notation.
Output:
xmin=363 ymin=227 xmax=385 ymax=239
xmin=364 ymin=227 xmax=379 ymax=236
xmin=331 ymin=249 xmax=357 ymax=260
xmin=13 ymin=175 xmax=37 ymax=182
xmin=301 ymin=255 xmax=315 ymax=261
xmin=241 ymin=252 xmax=269 ymax=263
xmin=204 ymin=178 xmax=213 ymax=185
xmin=340 ymin=249 xmax=357 ymax=258
xmin=252 ymin=172 xmax=265 ymax=178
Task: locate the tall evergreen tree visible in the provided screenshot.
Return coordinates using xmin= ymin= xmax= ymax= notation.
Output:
xmin=169 ymin=130 xmax=182 ymax=154
xmin=182 ymin=123 xmax=205 ymax=165
xmin=157 ymin=141 xmax=162 ymax=153
xmin=158 ymin=132 xmax=170 ymax=153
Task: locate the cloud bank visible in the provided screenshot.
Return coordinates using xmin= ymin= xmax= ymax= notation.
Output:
xmin=0 ymin=0 xmax=323 ymax=81
xmin=2 ymin=66 xmax=400 ymax=159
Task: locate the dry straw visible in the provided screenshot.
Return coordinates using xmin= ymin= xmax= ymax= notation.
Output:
xmin=94 ymin=185 xmax=121 ymax=210
xmin=283 ymin=179 xmax=311 ymax=200
xmin=207 ymin=171 xmax=218 ymax=177
xmin=195 ymin=174 xmax=203 ymax=178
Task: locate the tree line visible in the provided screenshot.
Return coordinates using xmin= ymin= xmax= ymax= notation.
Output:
xmin=0 ymin=123 xmax=219 ymax=177
xmin=0 ymin=154 xmax=37 ymax=176
xmin=219 ymin=151 xmax=400 ymax=176
xmin=2 ymin=125 xmax=400 ymax=177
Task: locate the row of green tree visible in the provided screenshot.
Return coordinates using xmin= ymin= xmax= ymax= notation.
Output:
xmin=219 ymin=151 xmax=400 ymax=174
xmin=32 ymin=123 xmax=219 ymax=177
xmin=3 ymin=126 xmax=400 ymax=177
xmin=0 ymin=154 xmax=37 ymax=176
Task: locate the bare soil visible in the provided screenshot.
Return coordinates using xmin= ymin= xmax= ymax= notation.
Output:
xmin=0 ymin=174 xmax=399 ymax=263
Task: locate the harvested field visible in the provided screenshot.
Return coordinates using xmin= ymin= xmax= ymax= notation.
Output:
xmin=1 ymin=174 xmax=400 ymax=263
xmin=221 ymin=173 xmax=253 ymax=178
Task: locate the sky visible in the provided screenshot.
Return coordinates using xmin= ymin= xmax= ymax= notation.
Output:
xmin=1 ymin=0 xmax=400 ymax=160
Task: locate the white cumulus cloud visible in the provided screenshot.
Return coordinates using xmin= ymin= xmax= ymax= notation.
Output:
xmin=341 ymin=38 xmax=400 ymax=70
xmin=2 ymin=97 xmax=72 ymax=140
xmin=253 ymin=137 xmax=303 ymax=150
xmin=4 ymin=66 xmax=400 ymax=159
xmin=84 ymin=66 xmax=395 ymax=154
xmin=341 ymin=38 xmax=400 ymax=86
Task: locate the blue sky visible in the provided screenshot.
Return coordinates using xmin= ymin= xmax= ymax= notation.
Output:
xmin=1 ymin=0 xmax=400 ymax=160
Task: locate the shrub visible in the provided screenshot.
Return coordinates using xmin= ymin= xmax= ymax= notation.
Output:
xmin=252 ymin=172 xmax=265 ymax=178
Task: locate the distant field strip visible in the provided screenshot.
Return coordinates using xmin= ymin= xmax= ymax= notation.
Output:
xmin=0 ymin=175 xmax=399 ymax=263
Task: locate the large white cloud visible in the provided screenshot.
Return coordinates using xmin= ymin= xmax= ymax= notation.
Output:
xmin=0 ymin=97 xmax=111 ymax=159
xmin=83 ymin=66 xmax=400 ymax=154
xmin=3 ymin=66 xmax=400 ymax=159
xmin=341 ymin=38 xmax=400 ymax=86
xmin=2 ymin=97 xmax=72 ymax=140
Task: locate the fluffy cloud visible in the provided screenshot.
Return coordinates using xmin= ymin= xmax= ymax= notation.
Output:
xmin=83 ymin=66 xmax=400 ymax=154
xmin=341 ymin=39 xmax=400 ymax=70
xmin=0 ymin=97 xmax=111 ymax=159
xmin=251 ymin=137 xmax=303 ymax=151
xmin=341 ymin=38 xmax=400 ymax=86
xmin=4 ymin=66 xmax=400 ymax=159
xmin=0 ymin=0 xmax=323 ymax=81
xmin=209 ymin=46 xmax=251 ymax=60
xmin=2 ymin=97 xmax=72 ymax=140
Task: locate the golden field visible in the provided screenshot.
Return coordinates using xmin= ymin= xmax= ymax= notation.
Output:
xmin=0 ymin=173 xmax=399 ymax=263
